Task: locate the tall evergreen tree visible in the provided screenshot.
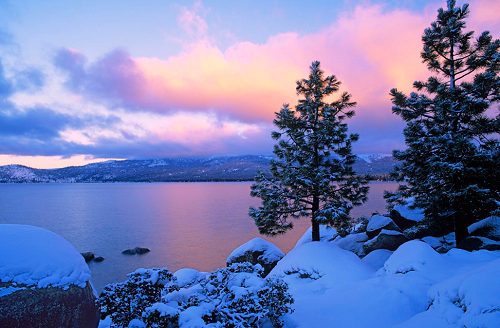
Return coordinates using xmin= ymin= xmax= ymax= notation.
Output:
xmin=249 ymin=61 xmax=371 ymax=242
xmin=386 ymin=0 xmax=500 ymax=244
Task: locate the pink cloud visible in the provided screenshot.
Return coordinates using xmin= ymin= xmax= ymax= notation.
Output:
xmin=54 ymin=0 xmax=500 ymax=155
xmin=178 ymin=1 xmax=209 ymax=38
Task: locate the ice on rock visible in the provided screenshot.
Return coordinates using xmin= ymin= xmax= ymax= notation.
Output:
xmin=0 ymin=224 xmax=91 ymax=288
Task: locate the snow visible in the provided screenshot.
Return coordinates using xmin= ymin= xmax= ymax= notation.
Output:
xmin=294 ymin=225 xmax=337 ymax=248
xmin=362 ymin=249 xmax=393 ymax=270
xmin=270 ymin=242 xmax=374 ymax=286
xmin=393 ymin=197 xmax=425 ymax=222
xmin=331 ymin=232 xmax=368 ymax=256
xmin=367 ymin=215 xmax=394 ymax=232
xmin=267 ymin=240 xmax=500 ymax=327
xmin=0 ymin=285 xmax=26 ymax=297
xmin=226 ymin=237 xmax=284 ymax=263
xmin=173 ymin=268 xmax=208 ymax=287
xmin=356 ymin=153 xmax=392 ymax=163
xmin=468 ymin=216 xmax=500 ymax=236
xmin=0 ymin=224 xmax=91 ymax=288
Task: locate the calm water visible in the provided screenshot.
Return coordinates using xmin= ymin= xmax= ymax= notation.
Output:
xmin=0 ymin=182 xmax=398 ymax=292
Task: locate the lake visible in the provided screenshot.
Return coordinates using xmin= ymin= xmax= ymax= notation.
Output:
xmin=0 ymin=181 xmax=399 ymax=292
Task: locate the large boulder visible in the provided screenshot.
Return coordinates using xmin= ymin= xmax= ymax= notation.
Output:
xmin=468 ymin=216 xmax=500 ymax=241
xmin=0 ymin=225 xmax=100 ymax=328
xmin=421 ymin=233 xmax=456 ymax=253
xmin=366 ymin=215 xmax=401 ymax=239
xmin=0 ymin=281 xmax=99 ymax=328
xmin=363 ymin=229 xmax=409 ymax=255
xmin=457 ymin=236 xmax=500 ymax=251
xmin=227 ymin=238 xmax=284 ymax=277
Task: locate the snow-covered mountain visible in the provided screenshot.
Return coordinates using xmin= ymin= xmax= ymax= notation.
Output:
xmin=0 ymin=154 xmax=397 ymax=183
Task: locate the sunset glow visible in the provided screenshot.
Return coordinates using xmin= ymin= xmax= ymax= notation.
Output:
xmin=0 ymin=0 xmax=499 ymax=168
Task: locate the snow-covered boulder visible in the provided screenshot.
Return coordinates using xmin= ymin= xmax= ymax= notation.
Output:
xmin=270 ymin=242 xmax=374 ymax=287
xmin=468 ymin=216 xmax=500 ymax=241
xmin=421 ymin=233 xmax=456 ymax=253
xmin=294 ymin=225 xmax=337 ymax=248
xmin=457 ymin=236 xmax=500 ymax=251
xmin=366 ymin=215 xmax=401 ymax=239
xmin=0 ymin=224 xmax=99 ymax=328
xmin=363 ymin=229 xmax=409 ymax=255
xmin=226 ymin=238 xmax=284 ymax=277
xmin=331 ymin=232 xmax=369 ymax=256
xmin=381 ymin=240 xmax=443 ymax=276
xmin=390 ymin=198 xmax=425 ymax=230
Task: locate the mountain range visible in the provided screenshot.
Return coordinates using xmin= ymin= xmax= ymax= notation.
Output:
xmin=0 ymin=154 xmax=397 ymax=183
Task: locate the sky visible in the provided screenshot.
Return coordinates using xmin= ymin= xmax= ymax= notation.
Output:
xmin=0 ymin=0 xmax=499 ymax=169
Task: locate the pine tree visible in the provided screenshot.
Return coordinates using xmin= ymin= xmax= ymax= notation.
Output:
xmin=249 ymin=61 xmax=371 ymax=242
xmin=386 ymin=0 xmax=500 ymax=244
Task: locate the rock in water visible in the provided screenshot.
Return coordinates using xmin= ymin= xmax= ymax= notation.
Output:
xmin=122 ymin=248 xmax=136 ymax=255
xmin=134 ymin=247 xmax=150 ymax=254
xmin=227 ymin=238 xmax=284 ymax=277
xmin=93 ymin=256 xmax=105 ymax=262
xmin=0 ymin=225 xmax=100 ymax=328
xmin=80 ymin=252 xmax=95 ymax=262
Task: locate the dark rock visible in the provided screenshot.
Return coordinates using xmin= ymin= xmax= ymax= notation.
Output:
xmin=226 ymin=238 xmax=284 ymax=277
xmin=80 ymin=252 xmax=94 ymax=262
xmin=93 ymin=256 xmax=105 ymax=262
xmin=363 ymin=229 xmax=409 ymax=255
xmin=390 ymin=209 xmax=418 ymax=230
xmin=457 ymin=236 xmax=500 ymax=251
xmin=0 ymin=281 xmax=100 ymax=328
xmin=468 ymin=216 xmax=500 ymax=241
xmin=134 ymin=247 xmax=150 ymax=254
xmin=122 ymin=249 xmax=136 ymax=255
xmin=366 ymin=215 xmax=401 ymax=239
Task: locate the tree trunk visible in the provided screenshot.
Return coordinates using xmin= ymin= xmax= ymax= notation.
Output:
xmin=454 ymin=212 xmax=469 ymax=245
xmin=311 ymin=195 xmax=320 ymax=241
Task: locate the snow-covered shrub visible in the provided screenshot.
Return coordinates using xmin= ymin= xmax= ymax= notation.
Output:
xmin=99 ymin=263 xmax=294 ymax=328
xmin=142 ymin=303 xmax=179 ymax=328
xmin=99 ymin=268 xmax=177 ymax=328
xmin=283 ymin=268 xmax=322 ymax=280
xmin=177 ymin=263 xmax=294 ymax=328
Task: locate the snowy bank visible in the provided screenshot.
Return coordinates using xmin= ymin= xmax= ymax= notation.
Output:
xmin=0 ymin=224 xmax=91 ymax=288
xmin=269 ymin=238 xmax=500 ymax=327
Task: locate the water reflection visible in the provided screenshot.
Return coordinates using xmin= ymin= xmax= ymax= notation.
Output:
xmin=0 ymin=182 xmax=398 ymax=292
